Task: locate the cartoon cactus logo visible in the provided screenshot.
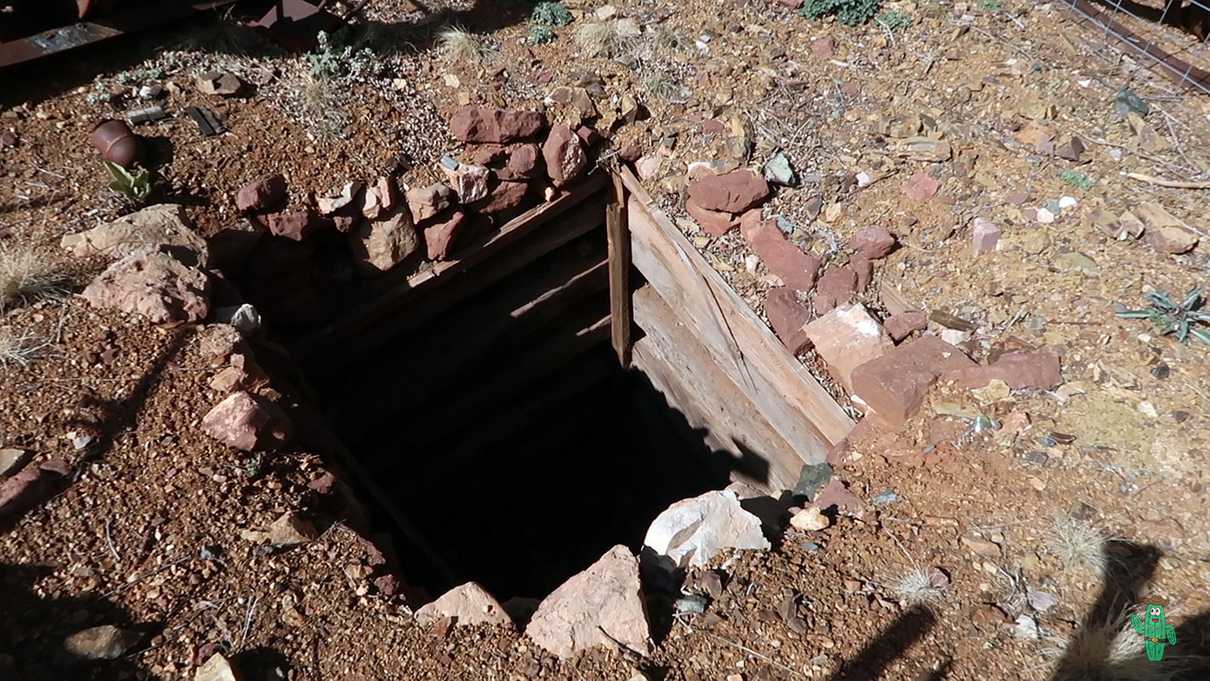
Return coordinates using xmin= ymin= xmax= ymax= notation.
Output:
xmin=1131 ymin=603 xmax=1177 ymax=662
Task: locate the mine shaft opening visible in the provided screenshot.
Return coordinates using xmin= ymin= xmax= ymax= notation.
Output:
xmin=298 ymin=220 xmax=764 ymax=603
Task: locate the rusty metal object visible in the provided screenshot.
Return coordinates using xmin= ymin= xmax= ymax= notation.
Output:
xmin=92 ymin=119 xmax=143 ymax=167
xmin=253 ymin=0 xmax=344 ymax=51
xmin=0 ymin=1 xmax=236 ymax=70
xmin=1061 ymin=0 xmax=1210 ymax=94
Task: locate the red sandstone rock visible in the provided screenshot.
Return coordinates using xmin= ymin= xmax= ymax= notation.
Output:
xmin=469 ymin=144 xmax=507 ymax=166
xmin=851 ymin=255 xmax=873 ymax=291
xmin=542 ymin=125 xmax=587 ymax=188
xmin=450 ymin=106 xmax=546 ymax=144
xmin=349 ymin=209 xmax=419 ymax=272
xmin=0 ymin=460 xmax=66 ymax=521
xmin=851 ymin=335 xmax=975 ymax=426
xmin=903 ymin=171 xmax=942 ymax=202
xmin=406 ymin=184 xmax=454 ymax=224
xmin=526 ymin=545 xmax=651 ymax=659
xmin=687 ymin=170 xmax=770 ymax=214
xmin=686 ymin=198 xmax=738 ymax=236
xmin=82 ymin=249 xmax=210 ymax=325
xmin=263 ymin=209 xmax=330 ymax=242
xmin=803 ymin=303 xmax=894 ymax=392
xmin=945 ymin=348 xmax=1062 ymax=391
xmin=442 ymin=163 xmax=491 ymax=204
xmin=236 ymin=174 xmax=287 ymax=213
xmin=201 ymin=391 xmax=291 ymax=451
xmin=764 ymin=287 xmax=812 ymax=355
xmin=884 ymin=311 xmax=929 ymax=343
xmin=813 ymin=479 xmax=865 ymax=518
xmin=849 ymin=227 xmax=896 ymax=260
xmin=415 ymin=582 xmax=512 ymax=628
xmin=498 ymin=144 xmax=542 ymax=181
xmin=423 ymin=210 xmax=468 ymax=261
xmin=475 ymin=180 xmax=532 ymax=218
xmin=362 ymin=176 xmax=399 ymax=220
xmin=741 ymin=213 xmax=821 ymax=292
xmin=814 ymin=266 xmax=857 ymax=313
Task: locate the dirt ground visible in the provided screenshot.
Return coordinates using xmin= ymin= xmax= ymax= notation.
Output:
xmin=2 ymin=0 xmax=1210 ymax=679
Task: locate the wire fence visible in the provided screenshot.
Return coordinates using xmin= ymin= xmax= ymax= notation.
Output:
xmin=1059 ymin=0 xmax=1210 ymax=95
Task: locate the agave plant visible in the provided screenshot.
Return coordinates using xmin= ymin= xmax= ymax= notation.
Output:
xmin=1116 ymin=287 xmax=1210 ymax=346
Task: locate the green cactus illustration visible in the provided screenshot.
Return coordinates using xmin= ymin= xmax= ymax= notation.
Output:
xmin=1131 ymin=604 xmax=1177 ymax=662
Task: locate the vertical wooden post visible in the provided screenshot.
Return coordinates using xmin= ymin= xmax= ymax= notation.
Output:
xmin=606 ymin=171 xmax=633 ymax=367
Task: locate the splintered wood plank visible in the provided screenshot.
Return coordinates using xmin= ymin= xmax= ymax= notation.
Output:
xmin=632 ymin=286 xmax=799 ymax=490
xmin=618 ymin=168 xmax=853 ymax=464
xmin=607 ymin=172 xmax=633 ymax=366
xmin=295 ymin=173 xmax=608 ymax=365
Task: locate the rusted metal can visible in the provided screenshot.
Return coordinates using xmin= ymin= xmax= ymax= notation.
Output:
xmin=91 ymin=119 xmax=143 ymax=167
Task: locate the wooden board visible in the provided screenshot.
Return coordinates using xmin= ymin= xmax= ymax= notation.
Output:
xmin=607 ymin=172 xmax=633 ymax=366
xmin=632 ymin=286 xmax=799 ymax=490
xmin=294 ymin=174 xmax=608 ymax=365
xmin=619 ymin=168 xmax=853 ymax=464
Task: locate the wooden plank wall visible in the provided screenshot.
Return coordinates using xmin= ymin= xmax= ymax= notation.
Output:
xmin=618 ymin=168 xmax=854 ymax=484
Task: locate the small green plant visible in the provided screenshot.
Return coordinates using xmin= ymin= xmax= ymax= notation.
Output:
xmin=1116 ymin=287 xmax=1210 ymax=346
xmin=528 ymin=25 xmax=556 ymax=44
xmin=1059 ymin=169 xmax=1095 ymax=190
xmin=530 ymin=2 xmax=572 ymax=27
xmin=978 ymin=0 xmax=1003 ymax=11
xmin=103 ymin=161 xmax=152 ymax=204
xmin=800 ymin=0 xmax=882 ymax=26
xmin=306 ymin=30 xmax=384 ymax=82
xmin=875 ymin=9 xmax=912 ymax=31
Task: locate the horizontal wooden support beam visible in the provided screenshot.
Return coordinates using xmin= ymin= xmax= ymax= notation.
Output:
xmin=619 ymin=168 xmax=853 ymax=465
xmin=333 ymin=249 xmax=611 ymax=440
xmin=295 ymin=173 xmax=608 ymax=367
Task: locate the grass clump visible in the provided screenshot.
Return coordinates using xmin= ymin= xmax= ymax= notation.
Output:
xmin=298 ymin=74 xmax=347 ymax=142
xmin=893 ymin=568 xmax=946 ymax=606
xmin=1046 ymin=515 xmax=1111 ymax=574
xmin=801 ymin=0 xmax=882 ymax=26
xmin=0 ymin=330 xmax=50 ymax=368
xmin=437 ymin=26 xmax=488 ymax=63
xmin=575 ymin=22 xmax=618 ymax=58
xmin=1049 ymin=610 xmax=1208 ymax=681
xmin=0 ymin=247 xmax=68 ymax=311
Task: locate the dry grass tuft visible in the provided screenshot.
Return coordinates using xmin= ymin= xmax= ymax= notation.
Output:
xmin=0 ymin=330 xmax=50 ymax=368
xmin=1049 ymin=611 xmax=1207 ymax=681
xmin=1047 ymin=515 xmax=1111 ymax=574
xmin=575 ymin=22 xmax=618 ymax=58
xmin=299 ymin=74 xmax=347 ymax=142
xmin=437 ymin=26 xmax=488 ymax=64
xmin=893 ymin=568 xmax=945 ymax=606
xmin=0 ymin=247 xmax=68 ymax=311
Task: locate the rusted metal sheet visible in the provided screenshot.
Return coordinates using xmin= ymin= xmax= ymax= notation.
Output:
xmin=253 ymin=0 xmax=344 ymax=50
xmin=1061 ymin=0 xmax=1210 ymax=94
xmin=0 ymin=1 xmax=235 ymax=70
